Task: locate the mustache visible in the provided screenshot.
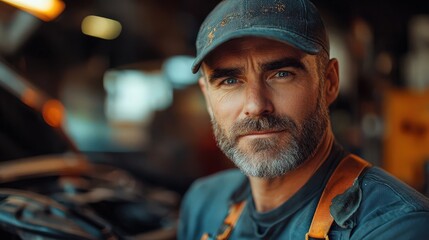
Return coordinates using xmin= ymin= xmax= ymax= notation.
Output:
xmin=230 ymin=115 xmax=297 ymax=137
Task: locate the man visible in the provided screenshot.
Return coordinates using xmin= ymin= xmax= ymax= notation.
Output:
xmin=178 ymin=0 xmax=429 ymax=239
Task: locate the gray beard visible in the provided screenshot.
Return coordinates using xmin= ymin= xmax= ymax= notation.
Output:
xmin=211 ymin=97 xmax=329 ymax=179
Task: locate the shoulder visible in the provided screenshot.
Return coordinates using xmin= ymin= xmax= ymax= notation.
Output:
xmin=189 ymin=168 xmax=245 ymax=193
xmin=178 ymin=169 xmax=246 ymax=240
xmin=360 ymin=167 xmax=429 ymax=210
xmin=184 ymin=168 xmax=246 ymax=203
xmin=351 ymin=166 xmax=429 ymax=239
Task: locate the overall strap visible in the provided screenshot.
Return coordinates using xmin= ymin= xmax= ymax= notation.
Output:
xmin=201 ymin=201 xmax=246 ymax=240
xmin=305 ymin=154 xmax=371 ymax=240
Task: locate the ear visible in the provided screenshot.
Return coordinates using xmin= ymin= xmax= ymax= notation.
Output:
xmin=198 ymin=75 xmax=214 ymax=117
xmin=324 ymin=58 xmax=340 ymax=106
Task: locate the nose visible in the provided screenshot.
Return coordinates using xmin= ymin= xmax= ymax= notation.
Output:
xmin=243 ymin=81 xmax=274 ymax=117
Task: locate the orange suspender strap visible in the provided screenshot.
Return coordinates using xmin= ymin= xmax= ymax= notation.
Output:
xmin=201 ymin=201 xmax=246 ymax=240
xmin=305 ymin=154 xmax=371 ymax=240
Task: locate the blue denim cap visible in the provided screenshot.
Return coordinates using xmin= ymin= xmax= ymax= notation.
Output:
xmin=192 ymin=0 xmax=329 ymax=73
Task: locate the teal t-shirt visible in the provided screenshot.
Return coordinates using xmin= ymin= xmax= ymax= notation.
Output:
xmin=178 ymin=143 xmax=429 ymax=239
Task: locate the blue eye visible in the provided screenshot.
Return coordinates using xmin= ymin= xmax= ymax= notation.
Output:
xmin=222 ymin=78 xmax=238 ymax=85
xmin=275 ymin=71 xmax=291 ymax=78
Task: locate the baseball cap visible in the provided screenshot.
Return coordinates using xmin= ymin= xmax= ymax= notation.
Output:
xmin=192 ymin=0 xmax=329 ymax=73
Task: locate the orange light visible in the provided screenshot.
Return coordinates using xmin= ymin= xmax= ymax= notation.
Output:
xmin=0 ymin=0 xmax=65 ymax=21
xmin=21 ymin=88 xmax=39 ymax=107
xmin=42 ymin=99 xmax=65 ymax=127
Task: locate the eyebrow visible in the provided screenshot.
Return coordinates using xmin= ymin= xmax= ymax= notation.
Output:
xmin=206 ymin=57 xmax=306 ymax=83
xmin=208 ymin=68 xmax=243 ymax=83
xmin=261 ymin=57 xmax=307 ymax=72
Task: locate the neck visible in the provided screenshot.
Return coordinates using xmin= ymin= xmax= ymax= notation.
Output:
xmin=248 ymin=128 xmax=334 ymax=212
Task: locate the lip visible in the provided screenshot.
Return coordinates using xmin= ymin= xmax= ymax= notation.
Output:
xmin=240 ymin=130 xmax=285 ymax=138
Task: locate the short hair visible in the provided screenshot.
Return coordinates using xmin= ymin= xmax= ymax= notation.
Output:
xmin=316 ymin=51 xmax=330 ymax=82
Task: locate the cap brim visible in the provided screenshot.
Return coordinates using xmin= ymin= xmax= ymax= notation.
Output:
xmin=192 ymin=28 xmax=324 ymax=73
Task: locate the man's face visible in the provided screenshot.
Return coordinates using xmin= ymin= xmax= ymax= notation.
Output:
xmin=200 ymin=37 xmax=330 ymax=178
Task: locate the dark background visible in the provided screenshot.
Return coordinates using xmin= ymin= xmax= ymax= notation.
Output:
xmin=1 ymin=0 xmax=429 ymax=194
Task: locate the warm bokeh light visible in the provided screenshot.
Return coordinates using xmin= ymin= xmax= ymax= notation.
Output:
xmin=0 ymin=0 xmax=65 ymax=21
xmin=21 ymin=88 xmax=39 ymax=108
xmin=81 ymin=15 xmax=122 ymax=40
xmin=383 ymin=89 xmax=429 ymax=190
xmin=42 ymin=99 xmax=65 ymax=128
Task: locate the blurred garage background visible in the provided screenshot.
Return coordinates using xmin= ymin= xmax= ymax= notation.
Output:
xmin=0 ymin=0 xmax=429 ymax=239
